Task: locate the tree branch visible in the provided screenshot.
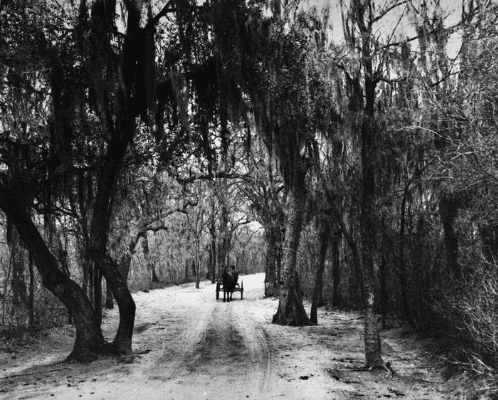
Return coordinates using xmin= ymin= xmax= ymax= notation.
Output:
xmin=150 ymin=0 xmax=175 ymax=27
xmin=176 ymin=172 xmax=251 ymax=185
xmin=371 ymin=0 xmax=409 ymax=26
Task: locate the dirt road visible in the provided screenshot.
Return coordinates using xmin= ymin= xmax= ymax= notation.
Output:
xmin=0 ymin=273 xmax=449 ymax=399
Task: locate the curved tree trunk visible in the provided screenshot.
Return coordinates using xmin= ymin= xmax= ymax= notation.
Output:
xmin=272 ymin=174 xmax=312 ymax=326
xmin=105 ymin=281 xmax=114 ymax=309
xmin=95 ymin=252 xmax=136 ymax=354
xmin=90 ymin=134 xmax=136 ymax=355
xmin=0 ymin=185 xmax=105 ymax=362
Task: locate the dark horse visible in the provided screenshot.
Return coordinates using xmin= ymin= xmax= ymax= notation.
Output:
xmin=222 ymin=266 xmax=239 ymax=302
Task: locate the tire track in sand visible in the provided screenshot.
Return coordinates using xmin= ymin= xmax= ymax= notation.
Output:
xmin=146 ymin=278 xmax=273 ymax=398
xmin=231 ymin=300 xmax=273 ymax=394
xmin=147 ymin=287 xmax=215 ymax=381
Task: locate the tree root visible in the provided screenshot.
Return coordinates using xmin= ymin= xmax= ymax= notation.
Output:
xmin=103 ymin=341 xmax=133 ymax=356
xmin=66 ymin=348 xmax=100 ymax=363
xmin=64 ymin=340 xmax=136 ymax=364
xmin=342 ymin=361 xmax=395 ymax=378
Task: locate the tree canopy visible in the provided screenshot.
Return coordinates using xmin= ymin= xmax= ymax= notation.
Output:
xmin=1 ymin=0 xmax=498 ymax=393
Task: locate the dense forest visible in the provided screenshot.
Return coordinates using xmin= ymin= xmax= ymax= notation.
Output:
xmin=1 ymin=0 xmax=497 ymax=393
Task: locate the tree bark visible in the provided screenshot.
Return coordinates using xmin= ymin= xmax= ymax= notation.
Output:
xmin=94 ymin=267 xmax=102 ymax=325
xmin=334 ymin=211 xmax=365 ymax=303
xmin=398 ymin=187 xmax=416 ymax=329
xmin=209 ymin=206 xmax=217 ymax=283
xmin=217 ymin=201 xmax=230 ymax=276
xmin=0 ymin=184 xmax=105 ymax=362
xmin=95 ymin=252 xmax=135 ymax=354
xmin=89 ymin=134 xmax=136 ymax=355
xmin=264 ymin=225 xmax=281 ymax=297
xmin=310 ymin=221 xmax=330 ymax=324
xmin=8 ymin=223 xmax=28 ymax=322
xmin=272 ymin=172 xmax=312 ymax=326
xmin=195 ymin=240 xmax=201 ymax=289
xmin=342 ymin=0 xmax=386 ymax=369
xmin=360 ymin=110 xmax=384 ymax=368
xmin=331 ymin=233 xmax=341 ymax=307
xmin=28 ymin=255 xmax=35 ymax=328
xmin=378 ymin=254 xmax=388 ymax=330
xmin=105 ymin=280 xmax=114 ymax=309
xmin=141 ymin=232 xmax=154 ymax=288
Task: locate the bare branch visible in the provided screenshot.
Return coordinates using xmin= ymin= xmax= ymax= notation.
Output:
xmin=150 ymin=0 xmax=175 ymax=27
xmin=176 ymin=172 xmax=251 ymax=185
xmin=371 ymin=0 xmax=409 ymax=26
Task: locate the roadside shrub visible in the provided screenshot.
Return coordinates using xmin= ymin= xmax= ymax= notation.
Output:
xmin=34 ymin=289 xmax=69 ymax=329
xmin=432 ymin=262 xmax=498 ymax=376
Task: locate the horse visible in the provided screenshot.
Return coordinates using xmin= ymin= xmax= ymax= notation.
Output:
xmin=222 ymin=266 xmax=239 ymax=302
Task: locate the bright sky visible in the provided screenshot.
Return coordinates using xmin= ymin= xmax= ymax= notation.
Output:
xmin=303 ymin=0 xmax=467 ymax=56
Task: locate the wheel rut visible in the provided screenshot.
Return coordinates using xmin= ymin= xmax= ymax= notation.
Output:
xmin=146 ymin=289 xmax=272 ymax=398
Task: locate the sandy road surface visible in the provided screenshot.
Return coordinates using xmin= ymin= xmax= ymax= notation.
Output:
xmin=134 ymin=274 xmax=274 ymax=399
xmin=0 ymin=273 xmax=449 ymax=399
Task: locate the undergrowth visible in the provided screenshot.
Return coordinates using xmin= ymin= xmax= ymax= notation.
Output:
xmin=431 ymin=262 xmax=498 ymax=399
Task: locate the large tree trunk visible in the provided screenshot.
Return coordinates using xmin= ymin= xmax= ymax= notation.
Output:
xmin=119 ymin=252 xmax=133 ymax=289
xmin=378 ymin=254 xmax=389 ymax=330
xmin=331 ymin=233 xmax=341 ymax=307
xmin=95 ymin=252 xmax=135 ymax=354
xmin=195 ymin=240 xmax=201 ymax=289
xmin=360 ymin=108 xmax=384 ymax=368
xmin=310 ymin=221 xmax=330 ymax=324
xmin=79 ymin=240 xmax=91 ymax=301
xmin=90 ymin=134 xmax=136 ymax=355
xmin=7 ymin=224 xmax=28 ymax=323
xmin=105 ymin=280 xmax=114 ymax=309
xmin=28 ymin=255 xmax=35 ymax=328
xmin=342 ymin=0 xmax=385 ymax=370
xmin=209 ymin=204 xmax=217 ymax=283
xmin=141 ymin=232 xmax=154 ymax=288
xmin=0 ymin=185 xmax=105 ymax=362
xmin=217 ymin=200 xmax=230 ymax=276
xmin=398 ymin=188 xmax=415 ymax=329
xmin=94 ymin=267 xmax=103 ymax=325
xmin=334 ymin=211 xmax=365 ymax=303
xmin=272 ymin=174 xmax=312 ymax=326
xmin=264 ymin=225 xmax=281 ymax=297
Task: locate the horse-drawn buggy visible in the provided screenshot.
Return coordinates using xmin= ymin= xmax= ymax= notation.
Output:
xmin=216 ymin=266 xmax=243 ymax=302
